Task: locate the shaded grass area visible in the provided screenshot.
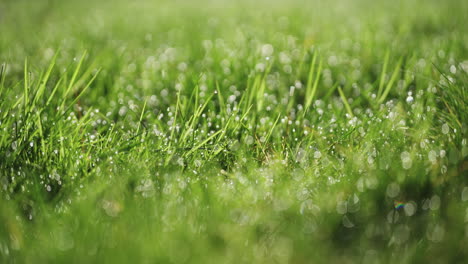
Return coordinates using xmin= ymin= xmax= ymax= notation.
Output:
xmin=0 ymin=0 xmax=467 ymax=263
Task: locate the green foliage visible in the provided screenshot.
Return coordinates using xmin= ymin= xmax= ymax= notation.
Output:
xmin=0 ymin=0 xmax=467 ymax=263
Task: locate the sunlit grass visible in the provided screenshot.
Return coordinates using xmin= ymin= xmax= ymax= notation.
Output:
xmin=0 ymin=0 xmax=467 ymax=263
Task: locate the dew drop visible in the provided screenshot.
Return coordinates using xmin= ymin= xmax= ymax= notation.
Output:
xmin=461 ymin=187 xmax=468 ymax=202
xmin=386 ymin=183 xmax=400 ymax=198
xmin=441 ymin=123 xmax=450 ymax=134
xmin=342 ymin=215 xmax=354 ymax=228
xmin=404 ymin=201 xmax=417 ymax=216
xmin=429 ymin=195 xmax=441 ymax=210
xmin=11 ymin=141 xmax=17 ymax=151
xmin=313 ymin=151 xmax=322 ymax=159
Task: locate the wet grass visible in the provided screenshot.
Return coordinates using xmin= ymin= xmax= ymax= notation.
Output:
xmin=0 ymin=0 xmax=467 ymax=263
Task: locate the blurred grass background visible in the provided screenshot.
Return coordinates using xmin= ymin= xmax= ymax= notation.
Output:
xmin=0 ymin=0 xmax=467 ymax=263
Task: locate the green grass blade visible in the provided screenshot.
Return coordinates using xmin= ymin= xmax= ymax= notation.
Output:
xmin=184 ymin=130 xmax=222 ymax=157
xmin=378 ymin=57 xmax=403 ymax=103
xmin=338 ymin=86 xmax=354 ymax=118
xmin=377 ymin=50 xmax=390 ymax=99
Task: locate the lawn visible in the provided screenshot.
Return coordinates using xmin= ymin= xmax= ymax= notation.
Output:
xmin=0 ymin=0 xmax=467 ymax=263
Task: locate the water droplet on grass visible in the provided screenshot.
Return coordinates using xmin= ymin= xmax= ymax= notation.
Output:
xmin=406 ymin=95 xmax=413 ymax=103
xmin=441 ymin=165 xmax=447 ymax=174
xmin=404 ymin=201 xmax=417 ymax=216
xmin=313 ymin=151 xmax=322 ymax=159
xmin=386 ymin=183 xmax=400 ymax=198
xmin=336 ymin=201 xmax=347 ymax=214
xmin=450 ymin=65 xmax=457 ymax=74
xmin=441 ymin=123 xmax=450 ymax=134
xmin=261 ymin=44 xmax=274 ymax=57
xmin=244 ymin=135 xmax=254 ymax=145
xmin=342 ymin=215 xmax=354 ymax=228
xmin=430 ymin=195 xmax=441 ymax=210
xmin=400 ymin=151 xmax=412 ymax=169
xmin=461 ymin=187 xmax=468 ymax=201
xmin=428 ymin=150 xmax=437 ymax=163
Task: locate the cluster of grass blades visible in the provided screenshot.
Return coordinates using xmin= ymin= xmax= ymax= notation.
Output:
xmin=0 ymin=0 xmax=467 ymax=263
xmin=0 ymin=52 xmax=105 ymax=197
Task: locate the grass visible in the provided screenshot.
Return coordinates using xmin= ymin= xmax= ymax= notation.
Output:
xmin=0 ymin=0 xmax=467 ymax=263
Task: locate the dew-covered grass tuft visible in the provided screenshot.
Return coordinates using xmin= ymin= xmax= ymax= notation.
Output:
xmin=0 ymin=0 xmax=467 ymax=263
